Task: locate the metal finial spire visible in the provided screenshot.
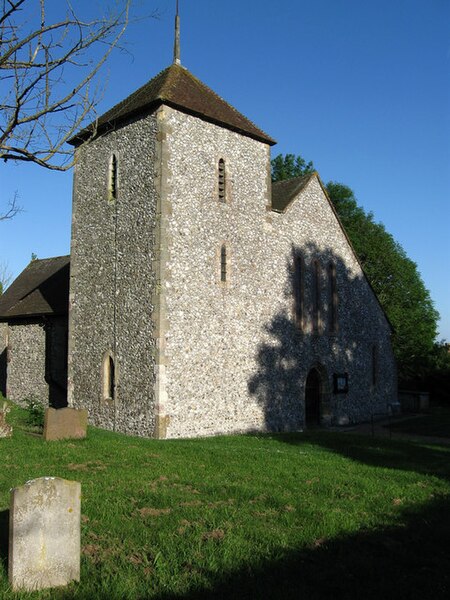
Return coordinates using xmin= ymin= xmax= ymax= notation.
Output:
xmin=173 ymin=0 xmax=181 ymax=65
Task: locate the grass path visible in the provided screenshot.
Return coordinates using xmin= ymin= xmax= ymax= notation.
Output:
xmin=1 ymin=402 xmax=450 ymax=599
xmin=387 ymin=407 xmax=450 ymax=439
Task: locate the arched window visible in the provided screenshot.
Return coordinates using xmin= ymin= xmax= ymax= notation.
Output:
xmin=220 ymin=243 xmax=227 ymax=283
xmin=218 ymin=158 xmax=226 ymax=203
xmin=108 ymin=154 xmax=118 ymax=201
xmin=313 ymin=260 xmax=321 ymax=333
xmin=328 ymin=262 xmax=338 ymax=333
xmin=102 ymin=351 xmax=116 ymax=402
xmin=293 ymin=253 xmax=304 ymax=331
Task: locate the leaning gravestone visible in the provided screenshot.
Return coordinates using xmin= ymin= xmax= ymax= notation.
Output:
xmin=44 ymin=407 xmax=88 ymax=441
xmin=9 ymin=477 xmax=81 ymax=591
xmin=0 ymin=402 xmax=12 ymax=438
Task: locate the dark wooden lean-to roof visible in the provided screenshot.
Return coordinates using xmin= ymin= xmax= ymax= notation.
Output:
xmin=0 ymin=256 xmax=69 ymax=321
xmin=69 ymin=63 xmax=276 ymax=146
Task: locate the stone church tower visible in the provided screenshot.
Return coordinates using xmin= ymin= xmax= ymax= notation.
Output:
xmin=67 ymin=57 xmax=279 ymax=437
xmin=66 ymin=41 xmax=397 ymax=437
xmin=0 ymin=14 xmax=397 ymax=436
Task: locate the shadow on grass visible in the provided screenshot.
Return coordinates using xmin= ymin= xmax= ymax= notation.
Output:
xmin=150 ymin=434 xmax=449 ymax=599
xmin=0 ymin=510 xmax=9 ymax=575
xmin=55 ymin=495 xmax=450 ymax=600
xmin=4 ymin=432 xmax=448 ymax=600
xmin=168 ymin=498 xmax=450 ymax=600
xmin=387 ymin=408 xmax=450 ymax=439
xmin=275 ymin=431 xmax=450 ymax=483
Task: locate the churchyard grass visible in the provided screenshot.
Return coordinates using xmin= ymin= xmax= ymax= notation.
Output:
xmin=1 ymin=401 xmax=450 ymax=599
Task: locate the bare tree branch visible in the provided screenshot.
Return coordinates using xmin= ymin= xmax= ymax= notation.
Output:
xmin=0 ymin=0 xmax=157 ymax=172
xmin=0 ymin=260 xmax=13 ymax=294
xmin=0 ymin=191 xmax=21 ymax=221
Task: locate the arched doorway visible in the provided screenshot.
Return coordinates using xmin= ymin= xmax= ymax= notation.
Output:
xmin=305 ymin=368 xmax=321 ymax=426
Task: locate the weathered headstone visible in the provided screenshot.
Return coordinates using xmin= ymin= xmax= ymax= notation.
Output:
xmin=9 ymin=477 xmax=81 ymax=591
xmin=0 ymin=402 xmax=12 ymax=438
xmin=43 ymin=407 xmax=88 ymax=441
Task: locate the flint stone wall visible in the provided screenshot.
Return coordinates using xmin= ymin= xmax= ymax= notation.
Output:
xmin=3 ymin=317 xmax=68 ymax=407
xmin=68 ymin=102 xmax=396 ymax=440
xmin=160 ymin=108 xmax=396 ymax=437
xmin=160 ymin=108 xmax=271 ymax=437
xmin=6 ymin=321 xmax=47 ymax=405
xmin=68 ymin=113 xmax=158 ymax=437
xmin=269 ymin=177 xmax=396 ymax=425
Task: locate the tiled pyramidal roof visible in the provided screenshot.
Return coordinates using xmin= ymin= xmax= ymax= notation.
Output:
xmin=0 ymin=256 xmax=69 ymax=320
xmin=70 ymin=63 xmax=276 ymax=146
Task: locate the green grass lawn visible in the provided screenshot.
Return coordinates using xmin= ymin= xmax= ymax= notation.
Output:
xmin=1 ymin=401 xmax=450 ymax=599
xmin=388 ymin=406 xmax=450 ymax=439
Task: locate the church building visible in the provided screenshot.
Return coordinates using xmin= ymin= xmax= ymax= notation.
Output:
xmin=0 ymin=14 xmax=397 ymax=438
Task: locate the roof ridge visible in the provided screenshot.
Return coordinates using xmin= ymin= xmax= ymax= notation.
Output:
xmin=272 ymin=172 xmax=316 ymax=186
xmin=28 ymin=254 xmax=70 ymax=264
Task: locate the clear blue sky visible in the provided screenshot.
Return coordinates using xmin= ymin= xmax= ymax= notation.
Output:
xmin=1 ymin=0 xmax=449 ymax=340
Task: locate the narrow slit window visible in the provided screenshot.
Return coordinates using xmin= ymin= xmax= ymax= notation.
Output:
xmin=108 ymin=154 xmax=118 ymax=201
xmin=102 ymin=352 xmax=116 ymax=402
xmin=293 ymin=253 xmax=304 ymax=331
xmin=328 ymin=262 xmax=338 ymax=333
xmin=218 ymin=158 xmax=226 ymax=203
xmin=220 ymin=244 xmax=227 ymax=282
xmin=108 ymin=356 xmax=115 ymax=399
xmin=313 ymin=260 xmax=321 ymax=333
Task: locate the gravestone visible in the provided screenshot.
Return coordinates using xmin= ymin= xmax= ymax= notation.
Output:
xmin=43 ymin=407 xmax=88 ymax=441
xmin=0 ymin=402 xmax=12 ymax=438
xmin=9 ymin=477 xmax=81 ymax=591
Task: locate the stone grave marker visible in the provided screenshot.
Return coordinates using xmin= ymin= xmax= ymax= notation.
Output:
xmin=9 ymin=477 xmax=81 ymax=591
xmin=0 ymin=402 xmax=12 ymax=438
xmin=44 ymin=407 xmax=88 ymax=441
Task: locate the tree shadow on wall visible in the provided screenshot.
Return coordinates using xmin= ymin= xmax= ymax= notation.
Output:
xmin=248 ymin=242 xmax=370 ymax=431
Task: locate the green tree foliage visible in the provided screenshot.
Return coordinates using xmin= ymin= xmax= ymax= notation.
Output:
xmin=425 ymin=341 xmax=450 ymax=404
xmin=430 ymin=341 xmax=450 ymax=373
xmin=271 ymin=154 xmax=439 ymax=382
xmin=271 ymin=153 xmax=314 ymax=181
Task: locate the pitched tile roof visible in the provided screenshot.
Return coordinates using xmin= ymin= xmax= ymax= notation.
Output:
xmin=69 ymin=63 xmax=276 ymax=146
xmin=0 ymin=256 xmax=69 ymax=321
xmin=271 ymin=173 xmax=317 ymax=212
